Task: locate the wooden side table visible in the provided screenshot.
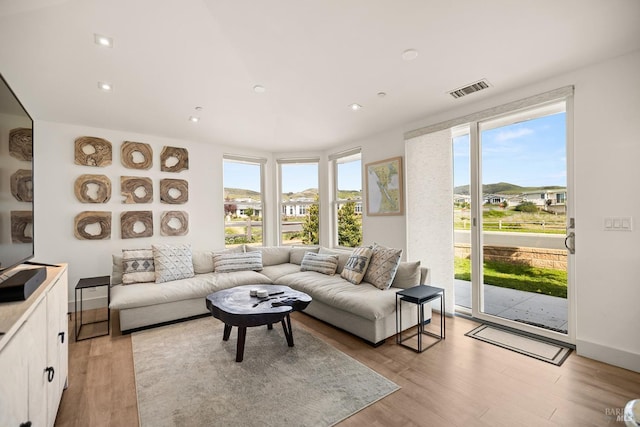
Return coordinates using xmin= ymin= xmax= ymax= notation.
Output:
xmin=74 ymin=275 xmax=111 ymax=341
xmin=396 ymin=284 xmax=445 ymax=352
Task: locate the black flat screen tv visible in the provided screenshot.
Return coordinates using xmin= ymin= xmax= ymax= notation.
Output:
xmin=0 ymin=72 xmax=34 ymax=273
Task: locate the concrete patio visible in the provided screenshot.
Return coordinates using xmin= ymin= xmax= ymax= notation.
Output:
xmin=454 ymin=279 xmax=568 ymax=333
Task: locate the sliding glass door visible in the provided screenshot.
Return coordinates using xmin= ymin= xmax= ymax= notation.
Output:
xmin=455 ymin=101 xmax=574 ymax=343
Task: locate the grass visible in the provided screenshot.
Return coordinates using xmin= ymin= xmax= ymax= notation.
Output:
xmin=454 ymin=257 xmax=567 ymax=298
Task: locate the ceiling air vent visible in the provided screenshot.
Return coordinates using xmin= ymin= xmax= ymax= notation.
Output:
xmin=449 ymin=79 xmax=490 ymax=99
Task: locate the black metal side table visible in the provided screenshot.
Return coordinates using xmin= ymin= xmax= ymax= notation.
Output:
xmin=396 ymin=284 xmax=445 ymax=352
xmin=75 ymin=275 xmax=111 ymax=341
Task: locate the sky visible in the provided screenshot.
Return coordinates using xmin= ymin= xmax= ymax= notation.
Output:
xmin=223 ymin=159 xmax=362 ymax=193
xmin=453 ymin=112 xmax=567 ymax=188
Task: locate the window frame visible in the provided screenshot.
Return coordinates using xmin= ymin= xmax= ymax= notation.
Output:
xmin=329 ymin=148 xmax=362 ymax=248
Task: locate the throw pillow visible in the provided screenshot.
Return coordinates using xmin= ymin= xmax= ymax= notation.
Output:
xmin=318 ymin=247 xmax=353 ymax=274
xmin=391 ymin=261 xmax=422 ymax=289
xmin=152 ymin=244 xmax=195 ymax=284
xmin=246 ymin=246 xmax=290 ymax=266
xmin=340 ymin=246 xmax=373 ymax=285
xmin=363 ymin=244 xmax=402 ymax=290
xmin=213 ymin=252 xmax=263 ymax=273
xmin=300 ymin=252 xmax=339 ymax=275
xmin=122 ymin=249 xmax=155 ymax=285
xmin=290 ymin=246 xmax=319 ymax=265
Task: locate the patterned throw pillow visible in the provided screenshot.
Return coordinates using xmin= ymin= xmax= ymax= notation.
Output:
xmin=363 ymin=245 xmax=402 ymax=290
xmin=340 ymin=246 xmax=373 ymax=285
xmin=122 ymin=249 xmax=155 ymax=285
xmin=213 ymin=252 xmax=263 ymax=273
xmin=300 ymin=252 xmax=339 ymax=275
xmin=152 ymin=243 xmax=195 ymax=284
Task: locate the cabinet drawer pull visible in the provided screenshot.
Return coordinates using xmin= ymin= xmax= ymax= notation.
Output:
xmin=58 ymin=331 xmax=65 ymax=343
xmin=45 ymin=366 xmax=55 ymax=382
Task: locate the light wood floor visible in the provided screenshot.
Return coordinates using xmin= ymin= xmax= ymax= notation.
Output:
xmin=55 ymin=309 xmax=640 ymax=427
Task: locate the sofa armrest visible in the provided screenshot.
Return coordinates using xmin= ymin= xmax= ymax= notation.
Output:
xmin=419 ymin=267 xmax=430 ymax=285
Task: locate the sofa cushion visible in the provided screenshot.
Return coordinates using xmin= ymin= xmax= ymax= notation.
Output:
xmin=152 ymin=243 xmax=195 ymax=284
xmin=122 ymin=248 xmax=155 ymax=285
xmin=391 ymin=261 xmax=422 ymax=289
xmin=318 ymin=247 xmax=353 ymax=274
xmin=290 ymin=246 xmax=319 ymax=265
xmin=112 ymin=254 xmax=123 ymax=285
xmin=110 ymin=270 xmax=272 ymax=310
xmin=277 ymin=271 xmax=400 ymax=321
xmin=340 ymin=246 xmax=373 ymax=285
xmin=364 ymin=245 xmax=402 ymax=290
xmin=213 ymin=252 xmax=263 ymax=273
xmin=246 ymin=246 xmax=290 ymax=266
xmin=300 ymin=252 xmax=339 ymax=275
xmin=259 ymin=263 xmax=302 ymax=282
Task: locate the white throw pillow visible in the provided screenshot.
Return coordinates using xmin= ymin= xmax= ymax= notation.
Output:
xmin=213 ymin=252 xmax=263 ymax=273
xmin=152 ymin=244 xmax=195 ymax=284
xmin=122 ymin=249 xmax=155 ymax=285
xmin=300 ymin=252 xmax=339 ymax=275
xmin=340 ymin=246 xmax=373 ymax=285
xmin=391 ymin=261 xmax=422 ymax=289
xmin=363 ymin=244 xmax=402 ymax=290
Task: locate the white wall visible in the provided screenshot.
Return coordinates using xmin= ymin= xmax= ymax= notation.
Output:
xmin=329 ymin=49 xmax=639 ymax=371
xmin=33 ymin=121 xmax=271 ymax=307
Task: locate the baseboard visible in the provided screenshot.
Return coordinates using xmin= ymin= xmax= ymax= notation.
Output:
xmin=576 ymin=339 xmax=640 ymax=373
xmin=68 ymin=296 xmax=108 ymax=313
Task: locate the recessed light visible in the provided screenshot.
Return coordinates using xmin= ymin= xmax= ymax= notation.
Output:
xmin=94 ymin=34 xmax=113 ymax=48
xmin=253 ymin=85 xmax=265 ymax=93
xmin=189 ymin=116 xmax=200 ymax=123
xmin=401 ymin=49 xmax=418 ymax=61
xmin=377 ymin=92 xmax=387 ymax=98
xmin=97 ymin=81 xmax=112 ymax=91
xmin=195 ymin=106 xmax=203 ymax=111
xmin=349 ymin=103 xmax=362 ymax=111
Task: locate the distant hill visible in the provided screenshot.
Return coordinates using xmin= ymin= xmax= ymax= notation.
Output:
xmin=454 ymin=182 xmax=565 ymax=195
xmin=225 ymin=187 xmax=361 ymax=201
xmin=224 ymin=187 xmax=261 ymax=200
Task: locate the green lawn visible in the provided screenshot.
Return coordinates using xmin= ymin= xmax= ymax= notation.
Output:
xmin=454 ymin=257 xmax=567 ymax=298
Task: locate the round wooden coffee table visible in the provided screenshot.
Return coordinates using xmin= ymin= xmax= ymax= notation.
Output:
xmin=205 ymin=284 xmax=311 ymax=362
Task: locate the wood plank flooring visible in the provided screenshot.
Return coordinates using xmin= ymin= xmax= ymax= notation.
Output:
xmin=55 ymin=309 xmax=640 ymax=426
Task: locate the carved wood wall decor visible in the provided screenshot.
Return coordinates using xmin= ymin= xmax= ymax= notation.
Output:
xmin=121 ymin=141 xmax=153 ymax=169
xmin=74 ymin=136 xmax=113 ymax=167
xmin=74 ymin=174 xmax=112 ymax=203
xmin=74 ymin=211 xmax=112 ymax=240
xmin=10 ymin=169 xmax=33 ymax=202
xmin=11 ymin=211 xmax=33 ymax=243
xmin=160 ymin=146 xmax=189 ymax=172
xmin=160 ymin=211 xmax=189 ymax=236
xmin=9 ymin=128 xmax=33 ymax=161
xmin=160 ymin=179 xmax=188 ymax=204
xmin=120 ymin=211 xmax=153 ymax=239
xmin=121 ymin=176 xmax=153 ymax=204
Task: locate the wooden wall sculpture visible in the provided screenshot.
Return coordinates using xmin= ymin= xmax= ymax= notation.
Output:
xmin=9 ymin=128 xmax=33 ymax=161
xmin=10 ymin=169 xmax=33 ymax=202
xmin=74 ymin=136 xmax=113 ymax=167
xmin=74 ymin=174 xmax=111 ymax=203
xmin=11 ymin=211 xmax=33 ymax=243
xmin=120 ymin=211 xmax=153 ymax=239
xmin=160 ymin=179 xmax=188 ymax=204
xmin=121 ymin=176 xmax=153 ymax=204
xmin=160 ymin=211 xmax=189 ymax=236
xmin=160 ymin=146 xmax=189 ymax=172
xmin=121 ymin=141 xmax=153 ymax=169
xmin=74 ymin=211 xmax=112 ymax=240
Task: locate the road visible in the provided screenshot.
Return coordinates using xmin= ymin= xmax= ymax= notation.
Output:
xmin=454 ymin=230 xmax=566 ymax=250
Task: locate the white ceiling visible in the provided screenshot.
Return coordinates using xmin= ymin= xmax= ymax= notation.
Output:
xmin=1 ymin=0 xmax=639 ymax=152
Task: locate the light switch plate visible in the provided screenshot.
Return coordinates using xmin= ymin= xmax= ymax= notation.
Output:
xmin=604 ymin=216 xmax=633 ymax=231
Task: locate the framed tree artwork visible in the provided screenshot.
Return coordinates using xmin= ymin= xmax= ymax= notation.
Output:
xmin=365 ymin=156 xmax=403 ymax=216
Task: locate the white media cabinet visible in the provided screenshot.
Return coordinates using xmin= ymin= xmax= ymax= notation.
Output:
xmin=0 ymin=264 xmax=69 ymax=427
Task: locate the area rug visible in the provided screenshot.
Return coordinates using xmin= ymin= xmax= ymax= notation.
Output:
xmin=131 ymin=317 xmax=399 ymax=427
xmin=465 ymin=324 xmax=572 ymax=366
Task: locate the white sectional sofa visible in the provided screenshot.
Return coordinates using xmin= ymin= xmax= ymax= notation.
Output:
xmin=109 ymin=245 xmax=429 ymax=345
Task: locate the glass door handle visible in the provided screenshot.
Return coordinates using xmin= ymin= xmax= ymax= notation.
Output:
xmin=564 ymin=232 xmax=575 ymax=254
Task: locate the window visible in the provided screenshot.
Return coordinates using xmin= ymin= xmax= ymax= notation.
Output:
xmin=278 ymin=159 xmax=319 ymax=246
xmin=330 ymin=149 xmax=362 ymax=248
xmin=223 ymin=155 xmax=266 ymax=248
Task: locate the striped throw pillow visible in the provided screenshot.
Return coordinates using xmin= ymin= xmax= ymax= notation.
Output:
xmin=122 ymin=248 xmax=155 ymax=284
xmin=213 ymin=252 xmax=263 ymax=273
xmin=300 ymin=252 xmax=339 ymax=275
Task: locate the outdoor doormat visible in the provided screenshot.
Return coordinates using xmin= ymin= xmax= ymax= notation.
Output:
xmin=465 ymin=324 xmax=572 ymax=366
